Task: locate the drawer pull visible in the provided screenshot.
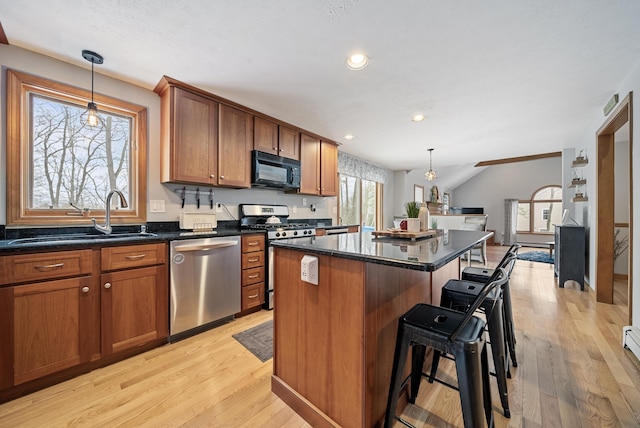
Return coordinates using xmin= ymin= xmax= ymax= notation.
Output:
xmin=248 ymin=257 xmax=259 ymax=262
xmin=248 ymin=274 xmax=259 ymax=279
xmin=125 ymin=254 xmax=147 ymax=260
xmin=248 ymin=242 xmax=259 ymax=246
xmin=248 ymin=293 xmax=259 ymax=299
xmin=81 ymin=286 xmax=90 ymax=293
xmin=104 ymin=282 xmax=112 ymax=289
xmin=34 ymin=262 xmax=65 ymax=271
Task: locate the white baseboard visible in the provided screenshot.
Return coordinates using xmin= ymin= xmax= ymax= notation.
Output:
xmin=623 ymin=326 xmax=640 ymax=362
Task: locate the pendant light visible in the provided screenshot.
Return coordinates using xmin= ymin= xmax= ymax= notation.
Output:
xmin=81 ymin=50 xmax=104 ymax=127
xmin=425 ymin=148 xmax=437 ymax=181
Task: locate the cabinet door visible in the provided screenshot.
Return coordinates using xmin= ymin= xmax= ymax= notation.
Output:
xmin=254 ymin=116 xmax=278 ymax=155
xmin=320 ymin=141 xmax=338 ymax=196
xmin=218 ymin=104 xmax=253 ymax=188
xmin=299 ymin=133 xmax=321 ymax=195
xmin=8 ymin=277 xmax=97 ymax=385
xmin=278 ymin=125 xmax=300 ymax=160
xmin=101 ymin=265 xmax=168 ymax=355
xmin=171 ymin=88 xmax=218 ymax=184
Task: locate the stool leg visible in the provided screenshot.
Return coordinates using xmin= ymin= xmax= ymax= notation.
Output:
xmin=486 ymin=300 xmax=510 ymax=417
xmin=410 ymin=345 xmax=426 ymax=403
xmin=428 ymin=349 xmax=442 ymax=384
xmin=502 ymin=282 xmax=518 ymax=368
xmin=481 ymin=342 xmax=495 ymax=428
xmin=453 ymin=345 xmax=486 ymax=428
xmin=385 ymin=323 xmax=410 ymax=428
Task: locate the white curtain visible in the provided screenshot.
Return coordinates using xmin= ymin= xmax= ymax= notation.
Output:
xmin=504 ymin=199 xmax=518 ymax=245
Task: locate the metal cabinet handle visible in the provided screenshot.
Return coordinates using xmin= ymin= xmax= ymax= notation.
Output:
xmin=248 ymin=242 xmax=259 ymax=246
xmin=220 ymin=175 xmax=225 ymax=179
xmin=248 ymin=293 xmax=259 ymax=299
xmin=81 ymin=286 xmax=89 ymax=293
xmin=248 ymin=274 xmax=259 ymax=279
xmin=248 ymin=257 xmax=259 ymax=262
xmin=34 ymin=262 xmax=65 ymax=271
xmin=104 ymin=282 xmax=112 ymax=289
xmin=210 ymin=174 xmax=215 ymax=178
xmin=125 ymin=254 xmax=147 ymax=260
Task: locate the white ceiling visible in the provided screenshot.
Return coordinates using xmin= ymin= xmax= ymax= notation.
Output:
xmin=2 ymin=1 xmax=640 ymax=174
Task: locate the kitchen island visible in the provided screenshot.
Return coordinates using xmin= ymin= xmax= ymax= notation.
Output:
xmin=270 ymin=229 xmax=492 ymax=428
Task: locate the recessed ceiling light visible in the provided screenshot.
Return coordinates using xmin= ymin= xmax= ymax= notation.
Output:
xmin=412 ymin=114 xmax=425 ymax=122
xmin=344 ymin=134 xmax=355 ymax=140
xmin=347 ymin=53 xmax=369 ymax=70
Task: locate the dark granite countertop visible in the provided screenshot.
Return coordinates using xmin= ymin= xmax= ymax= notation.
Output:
xmin=270 ymin=229 xmax=493 ymax=271
xmin=315 ymin=224 xmax=359 ymax=230
xmin=0 ymin=222 xmax=264 ymax=254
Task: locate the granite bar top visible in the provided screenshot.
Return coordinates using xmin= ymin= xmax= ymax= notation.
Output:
xmin=270 ymin=229 xmax=493 ymax=272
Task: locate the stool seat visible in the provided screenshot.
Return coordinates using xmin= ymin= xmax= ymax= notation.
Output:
xmin=403 ymin=304 xmax=486 ymax=344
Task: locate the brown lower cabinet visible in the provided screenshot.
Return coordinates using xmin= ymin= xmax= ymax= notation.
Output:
xmin=0 ymin=243 xmax=168 ymax=402
xmin=241 ymin=234 xmax=265 ymax=310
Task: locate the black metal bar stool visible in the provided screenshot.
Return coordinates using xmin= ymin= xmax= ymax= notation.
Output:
xmin=462 ymin=244 xmax=520 ymax=369
xmin=436 ymin=251 xmax=518 ymax=418
xmin=384 ymin=268 xmax=507 ymax=428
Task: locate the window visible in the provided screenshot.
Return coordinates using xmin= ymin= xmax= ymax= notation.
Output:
xmin=6 ymin=69 xmax=147 ymax=226
xmin=516 ymin=185 xmax=562 ymax=233
xmin=339 ymin=174 xmax=382 ymax=231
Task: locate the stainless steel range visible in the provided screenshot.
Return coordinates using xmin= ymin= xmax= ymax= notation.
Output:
xmin=240 ymin=204 xmax=315 ymax=309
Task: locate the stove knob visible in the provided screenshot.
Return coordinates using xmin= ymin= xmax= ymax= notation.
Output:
xmin=303 ymin=230 xmax=308 ymax=235
xmin=282 ymin=232 xmax=287 ymax=237
xmin=293 ymin=231 xmax=298 ymax=236
xmin=275 ymin=232 xmax=280 ymax=238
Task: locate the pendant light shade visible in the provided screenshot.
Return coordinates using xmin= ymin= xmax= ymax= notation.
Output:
xmin=81 ymin=50 xmax=104 ymax=127
xmin=425 ymin=148 xmax=437 ymax=181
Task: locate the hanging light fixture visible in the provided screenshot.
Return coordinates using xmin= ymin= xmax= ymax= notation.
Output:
xmin=81 ymin=50 xmax=104 ymax=127
xmin=425 ymin=148 xmax=437 ymax=181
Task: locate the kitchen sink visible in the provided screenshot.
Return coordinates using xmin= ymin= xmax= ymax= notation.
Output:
xmin=8 ymin=232 xmax=158 ymax=245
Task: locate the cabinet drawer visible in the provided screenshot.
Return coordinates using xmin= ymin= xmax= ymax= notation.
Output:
xmin=241 ymin=282 xmax=264 ymax=310
xmin=241 ymin=234 xmax=265 ymax=253
xmin=101 ymin=243 xmax=167 ymax=271
xmin=0 ymin=250 xmax=92 ymax=285
xmin=242 ymin=266 xmax=264 ymax=286
xmin=242 ymin=251 xmax=264 ymax=269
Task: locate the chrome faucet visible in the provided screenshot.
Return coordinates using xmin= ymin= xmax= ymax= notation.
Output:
xmin=93 ymin=190 xmax=128 ymax=234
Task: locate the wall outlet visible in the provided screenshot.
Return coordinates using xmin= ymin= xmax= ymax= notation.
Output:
xmin=150 ymin=200 xmax=165 ymax=213
xmin=301 ymin=255 xmax=319 ymax=285
xmin=292 ymin=205 xmax=298 ymax=214
xmin=302 ymin=198 xmax=307 ymax=206
xmin=216 ymin=203 xmax=222 ymax=213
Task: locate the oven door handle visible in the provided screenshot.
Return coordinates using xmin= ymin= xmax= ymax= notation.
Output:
xmin=173 ymin=241 xmax=238 ymax=252
xmin=326 ymin=228 xmax=349 ymax=235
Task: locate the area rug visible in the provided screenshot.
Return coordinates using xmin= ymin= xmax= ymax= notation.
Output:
xmin=232 ymin=320 xmax=273 ymax=362
xmin=517 ymin=251 xmax=554 ymax=264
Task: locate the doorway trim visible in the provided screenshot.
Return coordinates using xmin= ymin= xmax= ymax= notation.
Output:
xmin=595 ymin=92 xmax=633 ymax=323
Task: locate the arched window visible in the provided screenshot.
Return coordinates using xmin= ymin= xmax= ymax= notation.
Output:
xmin=516 ymin=185 xmax=562 ymax=233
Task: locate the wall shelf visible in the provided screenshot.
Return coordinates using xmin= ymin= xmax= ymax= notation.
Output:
xmin=568 ymin=179 xmax=587 ymax=188
xmin=570 ymin=154 xmax=588 ymax=200
xmin=571 ymin=158 xmax=588 ymax=167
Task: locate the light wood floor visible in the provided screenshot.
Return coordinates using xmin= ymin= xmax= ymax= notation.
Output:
xmin=1 ymin=246 xmax=639 ymax=427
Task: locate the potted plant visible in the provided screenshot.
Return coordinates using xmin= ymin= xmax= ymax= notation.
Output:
xmin=82 ymin=207 xmax=91 ymax=218
xmin=404 ymin=201 xmax=420 ymax=232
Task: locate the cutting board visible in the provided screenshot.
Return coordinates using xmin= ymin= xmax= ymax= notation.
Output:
xmin=371 ymin=229 xmax=437 ymax=241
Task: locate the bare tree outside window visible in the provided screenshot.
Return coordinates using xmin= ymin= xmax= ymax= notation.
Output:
xmin=30 ymin=93 xmax=132 ymax=211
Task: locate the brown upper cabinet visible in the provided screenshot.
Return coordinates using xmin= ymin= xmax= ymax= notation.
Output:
xmin=298 ymin=133 xmax=338 ymax=196
xmin=155 ymin=78 xmax=252 ymax=188
xmin=254 ymin=117 xmax=300 ymax=161
xmin=156 ymin=76 xmax=336 ymax=193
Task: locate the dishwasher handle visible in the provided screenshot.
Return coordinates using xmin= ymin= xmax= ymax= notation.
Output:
xmin=173 ymin=241 xmax=238 ymax=252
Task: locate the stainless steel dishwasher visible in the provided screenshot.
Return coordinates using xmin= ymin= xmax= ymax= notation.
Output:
xmin=169 ymin=236 xmax=241 ymax=341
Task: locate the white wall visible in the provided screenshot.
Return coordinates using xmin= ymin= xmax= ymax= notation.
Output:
xmin=0 ymin=45 xmax=335 ymax=227
xmin=579 ymin=57 xmax=640 ymax=328
xmin=451 ymin=157 xmax=562 ymax=245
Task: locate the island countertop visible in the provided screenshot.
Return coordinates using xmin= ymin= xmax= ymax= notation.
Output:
xmin=269 ymin=229 xmax=492 ymax=271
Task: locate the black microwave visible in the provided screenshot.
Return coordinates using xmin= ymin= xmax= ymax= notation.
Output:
xmin=251 ymin=150 xmax=301 ymax=190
